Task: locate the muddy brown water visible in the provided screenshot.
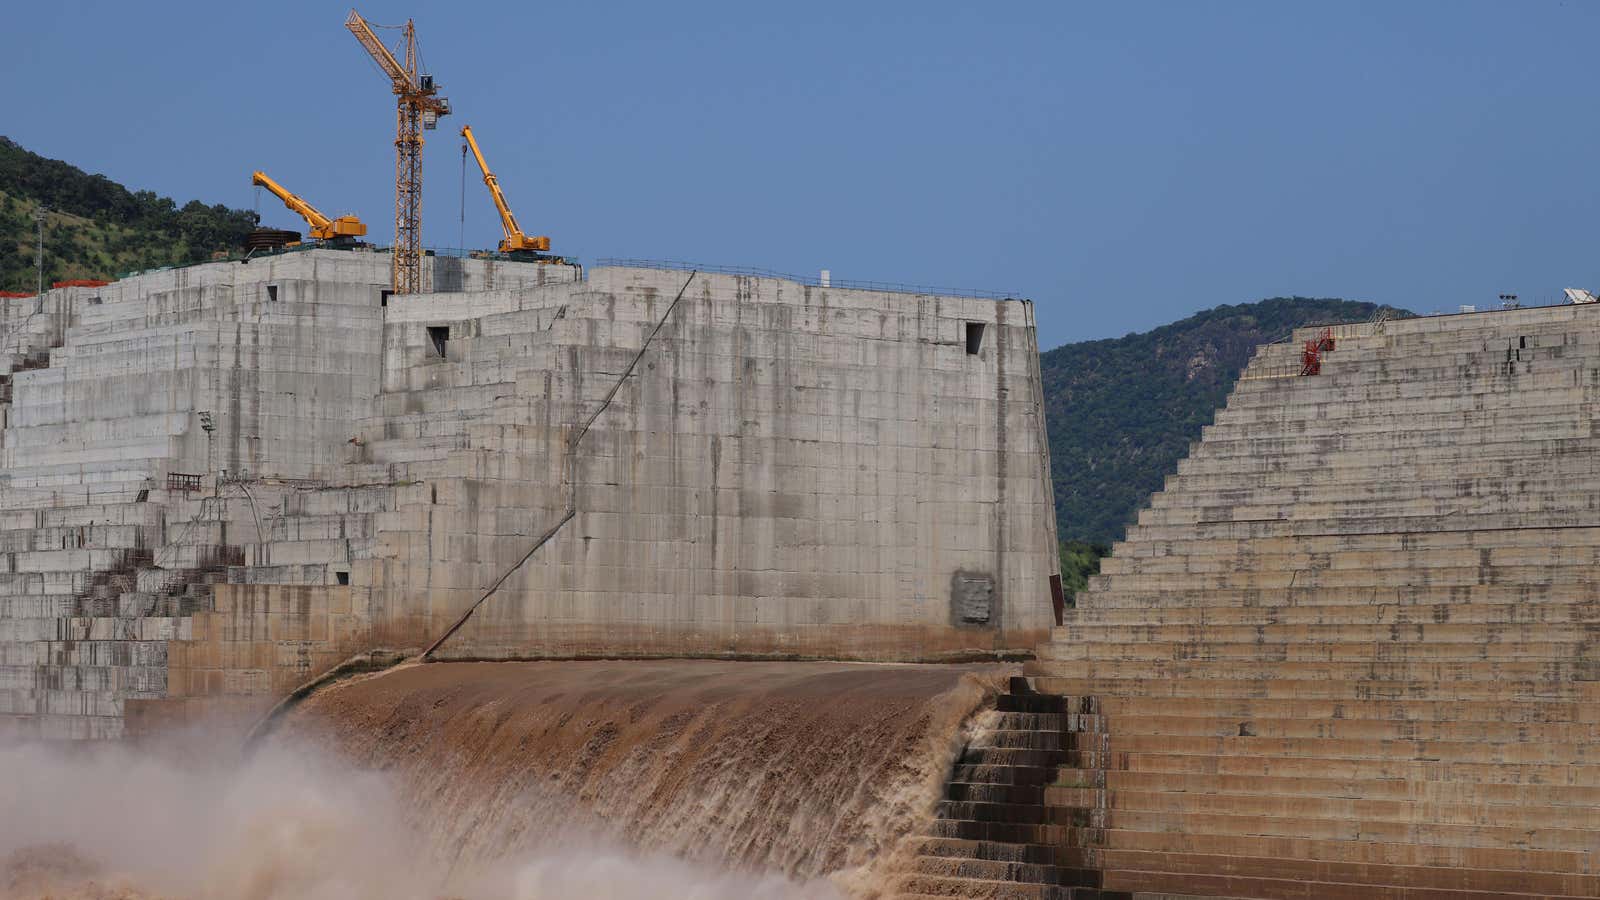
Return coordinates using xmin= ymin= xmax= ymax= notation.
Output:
xmin=275 ymin=659 xmax=1011 ymax=890
xmin=2 ymin=659 xmax=1010 ymax=898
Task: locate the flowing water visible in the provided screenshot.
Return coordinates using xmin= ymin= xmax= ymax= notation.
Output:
xmin=2 ymin=659 xmax=1009 ymax=899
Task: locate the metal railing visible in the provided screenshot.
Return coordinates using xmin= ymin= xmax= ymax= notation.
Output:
xmin=590 ymin=257 xmax=1021 ymax=301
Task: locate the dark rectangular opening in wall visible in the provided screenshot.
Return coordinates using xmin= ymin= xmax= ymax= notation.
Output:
xmin=427 ymin=325 xmax=450 ymax=358
xmin=965 ymin=322 xmax=986 ymax=355
xmin=266 ymin=284 xmax=278 ymax=303
xmin=1520 ymin=336 xmax=1527 ymax=349
xmin=380 ymin=289 xmax=393 ymax=308
xmin=335 ymin=570 xmax=350 ymax=586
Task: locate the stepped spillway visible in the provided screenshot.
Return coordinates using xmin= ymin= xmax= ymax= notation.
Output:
xmin=1029 ymin=306 xmax=1600 ymax=898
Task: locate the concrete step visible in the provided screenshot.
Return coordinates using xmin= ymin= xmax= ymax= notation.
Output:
xmin=1110 ymin=535 xmax=1600 ymax=566
xmin=1133 ymin=491 xmax=1600 ymax=529
xmin=1099 ymin=847 xmax=1599 ymax=898
xmin=1173 ymin=434 xmax=1600 ymax=477
xmin=1075 ymin=769 xmax=1600 ymax=809
xmin=1078 ymin=784 xmax=1600 ymax=832
xmin=1039 ymin=728 xmax=1600 ymax=769
xmin=950 ymin=763 xmax=1062 ymax=787
xmin=1100 ymin=538 xmax=1600 ymax=572
xmin=1147 ymin=470 xmax=1600 ymax=512
xmin=1016 ymin=693 xmax=1600 ymax=726
xmin=1206 ymin=395 xmax=1600 ymax=438
xmin=904 ymin=837 xmax=1100 ymax=869
xmin=1098 ymin=805 xmax=1596 ymax=852
xmin=887 ymin=873 xmax=1108 ymax=899
xmin=1164 ymin=453 xmax=1600 ymax=495
xmin=1039 ymin=639 xmax=1598 ymax=663
xmin=1061 ymin=597 xmax=1600 ymax=624
xmin=1089 ymin=561 xmax=1600 ymax=591
xmin=1023 ymin=709 xmax=1600 ymax=745
xmin=1052 ymin=620 xmax=1600 ymax=645
xmin=1106 ymin=866 xmax=1587 ymax=900
xmin=1027 ymin=673 xmax=1597 ymax=703
xmin=1031 ymin=657 xmax=1600 ymax=687
xmin=906 ymin=855 xmax=1106 ymax=889
xmin=1123 ymin=508 xmax=1600 ymax=543
xmin=1075 ymin=583 xmax=1600 ymax=610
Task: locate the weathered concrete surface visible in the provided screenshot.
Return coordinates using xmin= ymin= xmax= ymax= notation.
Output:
xmin=0 ymin=250 xmax=1059 ymax=739
xmin=1029 ymin=307 xmax=1600 ymax=898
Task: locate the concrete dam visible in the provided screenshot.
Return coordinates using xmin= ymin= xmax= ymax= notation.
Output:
xmin=4 ymin=246 xmax=1600 ymax=898
xmin=0 ymin=249 xmax=1057 ymax=742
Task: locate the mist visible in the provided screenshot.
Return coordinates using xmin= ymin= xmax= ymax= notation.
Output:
xmin=0 ymin=738 xmax=834 ymax=900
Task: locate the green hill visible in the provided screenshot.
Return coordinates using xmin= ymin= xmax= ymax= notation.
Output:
xmin=0 ymin=137 xmax=257 ymax=291
xmin=1042 ymin=297 xmax=1414 ymax=586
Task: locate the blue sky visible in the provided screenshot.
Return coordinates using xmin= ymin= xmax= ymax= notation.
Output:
xmin=4 ymin=1 xmax=1597 ymax=347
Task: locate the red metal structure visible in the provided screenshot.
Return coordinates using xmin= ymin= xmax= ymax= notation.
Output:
xmin=51 ymin=280 xmax=111 ymax=289
xmin=1301 ymin=327 xmax=1335 ymax=376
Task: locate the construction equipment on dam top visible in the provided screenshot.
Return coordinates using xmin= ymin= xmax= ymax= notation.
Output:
xmin=345 ymin=8 xmax=450 ymax=295
xmin=459 ymin=125 xmax=554 ymax=257
xmin=1299 ymin=325 xmax=1334 ymax=376
xmin=251 ymin=171 xmax=367 ymax=241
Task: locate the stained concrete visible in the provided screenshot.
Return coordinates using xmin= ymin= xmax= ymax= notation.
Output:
xmin=0 ymin=249 xmax=1058 ymax=739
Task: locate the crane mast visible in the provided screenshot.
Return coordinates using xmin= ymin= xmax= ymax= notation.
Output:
xmin=345 ymin=8 xmax=450 ymax=294
xmin=459 ymin=125 xmax=550 ymax=254
xmin=251 ymin=171 xmax=366 ymax=240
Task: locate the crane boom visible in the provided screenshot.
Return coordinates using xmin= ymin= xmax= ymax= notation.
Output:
xmin=459 ymin=126 xmax=550 ymax=253
xmin=345 ymin=8 xmax=450 ymax=294
xmin=251 ymin=171 xmax=366 ymax=240
xmin=344 ymin=10 xmax=410 ymax=89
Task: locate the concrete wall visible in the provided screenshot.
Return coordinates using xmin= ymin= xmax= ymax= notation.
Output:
xmin=364 ymin=267 xmax=1056 ymax=662
xmin=0 ymin=249 xmax=1058 ymax=738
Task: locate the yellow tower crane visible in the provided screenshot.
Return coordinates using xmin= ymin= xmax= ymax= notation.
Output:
xmin=251 ymin=171 xmax=367 ymax=240
xmin=459 ymin=125 xmax=551 ymax=255
xmin=345 ymin=8 xmax=450 ymax=294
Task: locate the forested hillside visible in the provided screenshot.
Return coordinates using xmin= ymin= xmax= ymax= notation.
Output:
xmin=0 ymin=137 xmax=257 ymax=291
xmin=1043 ymin=298 xmax=1414 ymax=555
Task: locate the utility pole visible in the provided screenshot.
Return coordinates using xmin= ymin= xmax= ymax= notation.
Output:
xmin=199 ymin=411 xmax=217 ymax=495
xmin=34 ymin=207 xmax=46 ymax=299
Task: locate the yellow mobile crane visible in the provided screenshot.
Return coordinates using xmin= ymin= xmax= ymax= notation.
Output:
xmin=459 ymin=125 xmax=551 ymax=254
xmin=251 ymin=171 xmax=367 ymax=240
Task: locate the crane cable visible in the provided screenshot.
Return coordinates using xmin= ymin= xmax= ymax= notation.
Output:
xmin=459 ymin=138 xmax=467 ymax=251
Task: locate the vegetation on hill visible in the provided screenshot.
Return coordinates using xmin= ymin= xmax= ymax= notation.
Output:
xmin=0 ymin=137 xmax=257 ymax=291
xmin=1044 ymin=297 xmax=1414 ymax=590
xmin=1057 ymin=539 xmax=1111 ymax=598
